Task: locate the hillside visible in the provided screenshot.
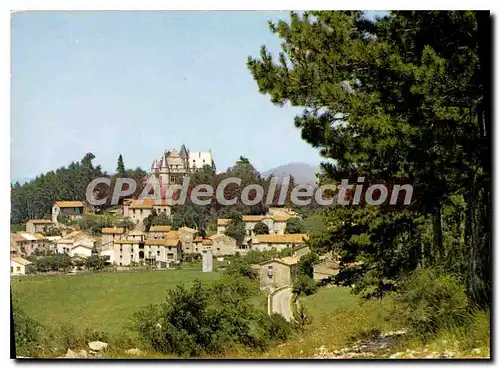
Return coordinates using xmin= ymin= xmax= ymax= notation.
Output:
xmin=261 ymin=163 xmax=320 ymax=185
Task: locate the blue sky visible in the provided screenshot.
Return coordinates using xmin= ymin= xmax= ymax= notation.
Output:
xmin=11 ymin=11 xmax=383 ymax=183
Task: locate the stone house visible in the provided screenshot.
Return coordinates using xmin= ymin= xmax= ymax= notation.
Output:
xmin=56 ymin=231 xmax=98 ymax=257
xmin=52 ymin=201 xmax=85 ymax=223
xmin=178 ymin=227 xmax=197 ymax=253
xmin=258 ymin=257 xmax=299 ymax=288
xmin=293 ymin=244 xmax=311 ymax=259
xmin=10 ymin=232 xmax=49 ymax=256
xmin=101 ymin=227 xmax=126 ymax=246
xmin=242 ymin=213 xmax=297 ymax=241
xmin=251 ymin=233 xmax=310 ymax=252
xmin=110 ymin=231 xmax=182 ymax=267
xmin=148 ymin=225 xmax=173 ymax=240
xmin=217 ymin=218 xmax=232 ymax=235
xmin=313 ymin=260 xmax=341 ymax=281
xmin=208 ymin=234 xmax=239 ymax=256
xmin=123 ymin=199 xmax=171 ymax=226
xmin=26 ymin=219 xmax=55 ymax=234
xmin=11 ymin=257 xmax=33 ymax=276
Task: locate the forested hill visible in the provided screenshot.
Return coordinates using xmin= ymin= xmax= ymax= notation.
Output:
xmin=10 ymin=153 xmax=146 ymax=225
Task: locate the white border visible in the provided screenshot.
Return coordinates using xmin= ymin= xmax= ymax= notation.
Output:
xmin=3 ymin=3 xmax=499 ymax=369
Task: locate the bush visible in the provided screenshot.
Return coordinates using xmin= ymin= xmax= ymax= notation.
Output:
xmin=13 ymin=301 xmax=44 ymax=357
xmin=291 ymin=304 xmax=313 ymax=332
xmin=224 ymin=259 xmax=254 ymax=279
xmin=292 ymin=275 xmax=318 ymax=296
xmin=397 ymin=268 xmax=469 ymax=338
xmin=253 ymin=222 xmax=269 ymax=235
xmin=131 ymin=278 xmax=292 ymax=357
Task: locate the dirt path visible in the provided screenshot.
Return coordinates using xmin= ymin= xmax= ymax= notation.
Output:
xmin=272 ymin=287 xmax=293 ymax=321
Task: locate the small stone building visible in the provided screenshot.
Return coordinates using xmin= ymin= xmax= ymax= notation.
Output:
xmin=258 ymin=256 xmax=299 ymax=288
xmin=26 ymin=219 xmax=55 ymax=234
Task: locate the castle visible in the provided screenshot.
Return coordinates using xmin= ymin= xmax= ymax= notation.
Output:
xmin=147 ymin=144 xmax=215 ymax=186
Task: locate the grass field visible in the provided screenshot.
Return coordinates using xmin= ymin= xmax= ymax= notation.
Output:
xmin=11 ymin=269 xmax=223 ymax=334
xmin=299 ymin=286 xmax=360 ymax=320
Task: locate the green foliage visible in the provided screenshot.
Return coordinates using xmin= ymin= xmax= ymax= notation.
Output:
xmin=248 ymin=10 xmax=491 ymax=307
xmin=30 ymin=253 xmax=73 ymax=273
xmin=79 ymin=214 xmax=115 ymax=235
xmin=131 ymin=278 xmax=292 ymax=356
xmin=225 ymin=221 xmax=246 ymax=246
xmin=296 ymin=252 xmax=319 ymax=279
xmin=398 ymin=268 xmax=469 ymax=338
xmin=85 ymin=255 xmax=108 ymax=272
xmin=43 ymin=227 xmax=62 ymax=236
xmin=116 ymin=154 xmax=126 ymax=176
xmin=253 ymin=221 xmax=269 ymax=235
xmin=116 ymin=217 xmax=136 ymax=230
xmin=171 ymin=204 xmax=208 ymax=230
xmin=291 ymin=304 xmax=313 ymax=332
xmin=12 ymin=299 xmax=43 ymax=357
xmin=11 ymin=224 xmax=25 ymax=233
xmin=237 ymin=248 xmax=292 ymax=265
xmin=292 ymin=275 xmax=318 ymax=296
xmin=224 ymin=259 xmax=254 ymax=279
xmin=285 ymin=217 xmax=305 ymax=234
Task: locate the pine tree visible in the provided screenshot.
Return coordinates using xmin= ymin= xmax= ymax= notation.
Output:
xmin=247 ymin=11 xmax=491 ymax=305
xmin=116 ymin=154 xmax=126 ymax=176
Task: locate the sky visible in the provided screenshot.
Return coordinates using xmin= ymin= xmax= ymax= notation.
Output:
xmin=11 ymin=11 xmax=383 ymax=183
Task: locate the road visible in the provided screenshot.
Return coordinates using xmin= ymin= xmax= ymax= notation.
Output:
xmin=271 ymin=287 xmax=293 ymax=322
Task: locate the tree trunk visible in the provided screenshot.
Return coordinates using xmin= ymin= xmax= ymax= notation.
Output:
xmin=432 ymin=203 xmax=444 ymax=260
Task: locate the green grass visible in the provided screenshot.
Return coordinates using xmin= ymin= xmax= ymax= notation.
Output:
xmin=11 ymin=269 xmax=221 ymax=334
xmin=299 ymin=287 xmax=359 ymax=320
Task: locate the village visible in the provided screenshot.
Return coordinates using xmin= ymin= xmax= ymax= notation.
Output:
xmin=10 ymin=146 xmax=339 ymax=291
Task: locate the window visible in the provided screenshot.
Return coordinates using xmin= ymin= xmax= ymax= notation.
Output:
xmin=119 ymin=262 xmax=122 ymax=266
xmin=217 ymin=248 xmax=220 ymax=251
xmin=168 ymin=246 xmax=171 ymax=251
xmin=140 ymin=209 xmax=143 ymax=215
xmin=10 ymin=267 xmax=13 ymax=273
xmin=132 ymin=209 xmax=136 ymax=214
xmin=148 ymin=251 xmax=152 ymax=257
xmin=157 ymin=250 xmax=160 ymax=256
xmin=267 ymin=265 xmax=273 ymax=278
xmin=131 ymin=254 xmax=134 ymax=259
xmin=16 ymin=266 xmax=21 ymax=272
xmin=167 ymin=253 xmax=174 ymax=260
xmin=120 ymin=255 xmax=123 ymax=259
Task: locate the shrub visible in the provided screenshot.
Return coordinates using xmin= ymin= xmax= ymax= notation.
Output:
xmin=131 ymin=278 xmax=292 ymax=357
xmin=291 ymin=304 xmax=313 ymax=332
xmin=253 ymin=222 xmax=269 ymax=235
xmin=224 ymin=259 xmax=254 ymax=279
xmin=292 ymin=275 xmax=318 ymax=296
xmin=12 ymin=302 xmax=43 ymax=357
xmin=397 ymin=268 xmax=469 ymax=338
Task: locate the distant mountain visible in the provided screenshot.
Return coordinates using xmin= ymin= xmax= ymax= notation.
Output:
xmin=261 ymin=163 xmax=320 ymax=185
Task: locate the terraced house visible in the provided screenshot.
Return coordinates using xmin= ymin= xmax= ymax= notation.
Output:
xmin=109 ymin=229 xmax=183 ymax=267
xmin=56 ymin=231 xmax=99 ymax=257
xmin=251 ymin=233 xmax=310 ymax=252
xmin=122 ymin=199 xmax=171 ymax=226
xmin=10 ymin=232 xmax=50 ymax=256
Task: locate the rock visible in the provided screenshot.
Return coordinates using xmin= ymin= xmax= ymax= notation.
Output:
xmin=88 ymin=341 xmax=108 ymax=351
xmin=125 ymin=348 xmax=142 ymax=356
xmin=78 ymin=350 xmax=88 ymax=358
xmin=65 ymin=349 xmax=76 ymax=358
xmin=389 ymin=352 xmax=404 ymax=358
xmin=472 ymin=348 xmax=481 ymax=354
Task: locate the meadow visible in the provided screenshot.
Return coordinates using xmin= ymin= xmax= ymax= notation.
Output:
xmin=11 ymin=269 xmax=223 ymax=334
